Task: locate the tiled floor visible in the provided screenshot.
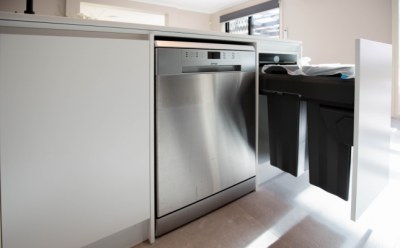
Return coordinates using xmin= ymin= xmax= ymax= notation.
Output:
xmin=136 ymin=122 xmax=400 ymax=248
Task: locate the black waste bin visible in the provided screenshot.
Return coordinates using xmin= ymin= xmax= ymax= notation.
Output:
xmin=265 ymin=91 xmax=301 ymax=177
xmin=307 ymin=103 xmax=354 ymax=200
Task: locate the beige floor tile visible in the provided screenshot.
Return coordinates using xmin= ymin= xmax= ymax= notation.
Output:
xmin=136 ymin=202 xmax=271 ymax=248
xmin=269 ymin=216 xmax=346 ymax=248
xmin=235 ymin=189 xmax=293 ymax=229
xmin=135 ymin=125 xmax=400 ymax=248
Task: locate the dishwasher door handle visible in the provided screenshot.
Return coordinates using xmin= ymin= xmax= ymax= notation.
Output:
xmin=182 ymin=65 xmax=241 ymax=73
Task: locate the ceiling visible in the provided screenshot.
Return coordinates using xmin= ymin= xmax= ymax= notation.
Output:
xmin=130 ymin=0 xmax=251 ymax=14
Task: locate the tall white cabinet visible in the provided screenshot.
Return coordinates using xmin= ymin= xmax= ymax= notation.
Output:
xmin=0 ymin=33 xmax=150 ymax=248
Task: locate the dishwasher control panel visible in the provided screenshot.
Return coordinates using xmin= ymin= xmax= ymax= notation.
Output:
xmin=179 ymin=49 xmax=254 ymax=69
xmin=155 ymin=41 xmax=256 ymax=75
xmin=182 ymin=50 xmax=241 ymax=61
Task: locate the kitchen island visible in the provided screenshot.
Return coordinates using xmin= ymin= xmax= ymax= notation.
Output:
xmin=0 ymin=12 xmax=301 ymax=248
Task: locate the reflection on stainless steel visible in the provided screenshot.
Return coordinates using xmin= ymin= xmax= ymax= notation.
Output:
xmin=258 ymin=94 xmax=270 ymax=165
xmin=155 ymin=41 xmax=256 ymax=236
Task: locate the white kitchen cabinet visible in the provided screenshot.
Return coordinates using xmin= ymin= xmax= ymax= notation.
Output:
xmin=0 ymin=33 xmax=150 ymax=248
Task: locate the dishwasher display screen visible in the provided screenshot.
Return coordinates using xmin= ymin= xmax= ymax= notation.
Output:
xmin=208 ymin=51 xmax=220 ymax=59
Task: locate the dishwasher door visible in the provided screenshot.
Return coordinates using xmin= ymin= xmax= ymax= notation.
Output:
xmin=156 ymin=71 xmax=256 ymax=218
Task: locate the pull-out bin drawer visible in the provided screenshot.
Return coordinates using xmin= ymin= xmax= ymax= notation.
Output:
xmin=260 ymin=73 xmax=354 ymax=200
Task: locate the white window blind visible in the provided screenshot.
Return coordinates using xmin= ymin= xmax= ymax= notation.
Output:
xmin=252 ymin=8 xmax=280 ymax=38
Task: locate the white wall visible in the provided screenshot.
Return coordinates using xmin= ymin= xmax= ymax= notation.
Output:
xmin=66 ymin=0 xmax=210 ymax=31
xmin=282 ymin=0 xmax=392 ymax=64
xmin=211 ymin=0 xmax=392 ymax=64
xmin=0 ymin=0 xmax=66 ymax=16
xmin=0 ymin=0 xmax=210 ymax=31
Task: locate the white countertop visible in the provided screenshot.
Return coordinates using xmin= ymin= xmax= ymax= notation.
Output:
xmin=0 ymin=11 xmax=301 ymax=47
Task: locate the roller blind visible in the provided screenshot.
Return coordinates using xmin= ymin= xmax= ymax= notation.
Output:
xmin=220 ymin=0 xmax=279 ymax=23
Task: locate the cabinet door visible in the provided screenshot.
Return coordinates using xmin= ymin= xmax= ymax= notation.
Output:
xmin=0 ymin=33 xmax=150 ymax=248
xmin=351 ymin=39 xmax=392 ymax=220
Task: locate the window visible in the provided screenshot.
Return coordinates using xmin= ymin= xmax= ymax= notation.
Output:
xmin=79 ymin=2 xmax=165 ymax=26
xmin=221 ymin=0 xmax=280 ymax=39
xmin=252 ymin=8 xmax=280 ymax=38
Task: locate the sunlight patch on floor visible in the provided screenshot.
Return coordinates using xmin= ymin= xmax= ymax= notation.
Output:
xmin=293 ymin=185 xmax=350 ymax=219
xmin=244 ymin=229 xmax=279 ymax=248
xmin=245 ymin=208 xmax=307 ymax=248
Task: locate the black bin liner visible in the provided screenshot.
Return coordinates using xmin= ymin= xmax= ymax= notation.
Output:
xmin=266 ymin=92 xmax=301 ymax=177
xmin=307 ymin=103 xmax=354 ymax=200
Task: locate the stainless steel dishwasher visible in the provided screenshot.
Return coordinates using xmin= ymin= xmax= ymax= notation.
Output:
xmin=155 ymin=40 xmax=256 ymax=236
